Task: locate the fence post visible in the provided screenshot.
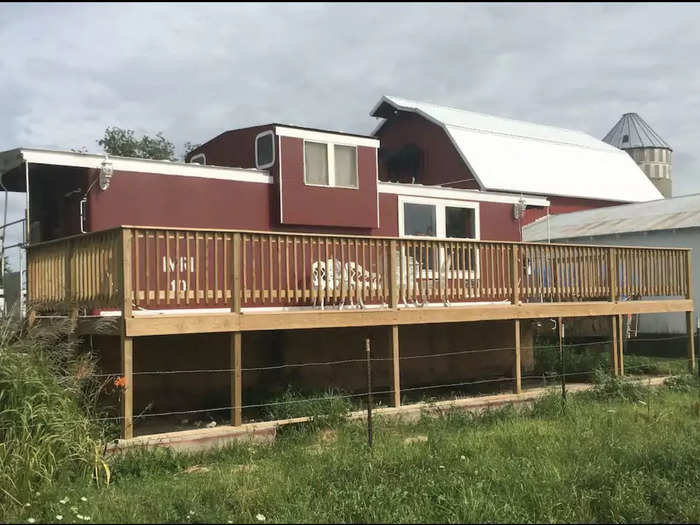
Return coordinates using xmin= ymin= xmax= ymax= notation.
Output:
xmin=120 ymin=228 xmax=133 ymax=440
xmin=365 ymin=337 xmax=373 ymax=448
xmin=389 ymin=240 xmax=399 ymax=309
xmin=558 ymin=317 xmax=566 ymax=401
xmin=511 ymin=245 xmax=519 ymax=305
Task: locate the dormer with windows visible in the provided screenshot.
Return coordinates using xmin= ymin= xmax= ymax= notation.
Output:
xmin=187 ymin=124 xmax=380 ymax=229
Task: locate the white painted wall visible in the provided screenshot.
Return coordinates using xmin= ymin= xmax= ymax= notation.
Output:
xmin=551 ymin=227 xmax=698 ymax=334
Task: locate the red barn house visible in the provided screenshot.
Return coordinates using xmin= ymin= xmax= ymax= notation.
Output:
xmin=0 ymin=100 xmax=691 ymax=444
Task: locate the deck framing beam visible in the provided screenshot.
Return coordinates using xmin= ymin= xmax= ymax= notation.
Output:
xmin=119 ymin=299 xmax=693 ymax=337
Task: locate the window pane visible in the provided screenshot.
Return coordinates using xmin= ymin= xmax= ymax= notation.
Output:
xmin=256 ymin=133 xmax=274 ymax=167
xmin=304 ymin=142 xmax=328 ymax=185
xmin=334 ymin=145 xmax=357 ymax=187
xmin=446 ymin=206 xmax=475 ymax=238
xmin=404 ymin=203 xmax=436 ymax=236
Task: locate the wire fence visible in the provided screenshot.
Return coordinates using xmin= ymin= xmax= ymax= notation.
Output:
xmin=0 ymin=333 xmax=693 ymax=433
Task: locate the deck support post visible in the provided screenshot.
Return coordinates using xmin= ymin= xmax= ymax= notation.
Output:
xmin=513 ymin=319 xmax=521 ymax=394
xmin=390 ymin=324 xmax=400 ymax=407
xmin=686 ymin=311 xmax=696 ymax=373
xmin=685 ymin=251 xmax=695 ymax=373
xmin=610 ymin=316 xmax=619 ymax=376
xmin=231 ymin=332 xmax=242 ymax=426
xmin=617 ymin=314 xmax=625 ymax=376
xmin=230 ymin=232 xmax=243 ymax=426
xmin=120 ymin=228 xmax=134 ymax=440
xmin=120 ymin=333 xmax=133 ymax=439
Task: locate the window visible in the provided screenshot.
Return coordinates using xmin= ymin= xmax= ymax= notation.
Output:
xmin=404 ymin=203 xmax=436 ymax=237
xmin=622 ymin=134 xmax=629 ymax=144
xmin=189 ymin=153 xmax=206 ymax=165
xmin=255 ymin=131 xmax=275 ymax=169
xmin=304 ymin=141 xmax=358 ymax=188
xmin=399 ymin=196 xmax=479 ymax=239
xmin=334 ymin=145 xmax=357 ymax=187
xmin=304 ymin=141 xmax=329 ymax=185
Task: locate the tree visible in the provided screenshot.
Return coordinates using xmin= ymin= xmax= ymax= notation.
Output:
xmin=97 ymin=127 xmax=176 ymax=161
xmin=183 ymin=142 xmax=201 ymax=158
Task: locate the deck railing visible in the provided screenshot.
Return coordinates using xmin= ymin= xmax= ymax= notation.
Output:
xmin=26 ymin=226 xmax=691 ymax=313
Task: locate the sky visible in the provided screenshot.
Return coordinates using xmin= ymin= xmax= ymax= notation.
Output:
xmin=1 ymin=2 xmax=699 ymax=260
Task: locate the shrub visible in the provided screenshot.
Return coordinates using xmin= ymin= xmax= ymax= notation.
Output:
xmin=264 ymin=386 xmax=352 ymax=429
xmin=0 ymin=317 xmax=107 ymax=512
xmin=663 ymin=374 xmax=700 ymax=393
xmin=580 ymin=369 xmax=651 ymax=403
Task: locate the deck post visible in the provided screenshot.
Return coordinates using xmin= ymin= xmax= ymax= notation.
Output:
xmin=120 ymin=228 xmax=134 ymax=439
xmin=513 ymin=319 xmax=521 ymax=394
xmin=617 ymin=313 xmax=625 ymax=376
xmin=231 ymin=233 xmax=243 ymax=426
xmin=511 ymin=245 xmax=519 ymax=305
xmin=231 ymin=332 xmax=242 ymax=426
xmin=685 ymin=250 xmax=695 ymax=373
xmin=686 ymin=312 xmax=696 ymax=373
xmin=120 ymin=334 xmax=133 ymax=439
xmin=389 ymin=240 xmax=399 ymax=309
xmin=610 ymin=315 xmax=619 ymax=376
xmin=390 ymin=324 xmax=400 ymax=407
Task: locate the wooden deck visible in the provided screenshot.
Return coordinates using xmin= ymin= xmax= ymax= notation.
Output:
xmin=26 ymin=225 xmax=697 ymax=439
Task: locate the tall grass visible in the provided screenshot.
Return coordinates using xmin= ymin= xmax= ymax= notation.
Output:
xmin=0 ymin=316 xmax=107 ymax=516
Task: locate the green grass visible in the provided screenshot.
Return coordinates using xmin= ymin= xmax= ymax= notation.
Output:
xmin=6 ymin=376 xmax=700 ymax=524
xmin=0 ymin=317 xmax=111 ymax=516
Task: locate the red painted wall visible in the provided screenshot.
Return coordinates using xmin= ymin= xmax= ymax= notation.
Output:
xmin=87 ymin=169 xmax=273 ymax=232
xmin=185 ymin=125 xmax=273 ymax=168
xmin=376 ymin=112 xmax=479 ymax=190
xmin=522 ymin=196 xmax=619 ymax=227
xmin=279 ymin=136 xmax=378 ymax=229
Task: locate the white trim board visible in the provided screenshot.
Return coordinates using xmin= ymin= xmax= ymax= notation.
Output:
xmin=275 ymin=126 xmax=379 ymax=149
xmin=0 ymin=148 xmax=273 ymax=184
xmin=379 ymin=182 xmax=549 ymax=207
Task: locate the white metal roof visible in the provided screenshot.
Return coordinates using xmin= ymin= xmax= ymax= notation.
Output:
xmin=522 ymin=193 xmax=700 ymax=241
xmin=371 ymin=95 xmax=663 ymax=203
xmin=0 ymin=148 xmax=273 ymax=185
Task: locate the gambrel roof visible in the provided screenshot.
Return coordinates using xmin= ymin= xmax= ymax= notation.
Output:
xmin=371 ymin=96 xmax=663 ymax=203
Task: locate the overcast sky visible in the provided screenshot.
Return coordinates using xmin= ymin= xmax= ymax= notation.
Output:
xmin=1 ymin=2 xmax=699 ymax=259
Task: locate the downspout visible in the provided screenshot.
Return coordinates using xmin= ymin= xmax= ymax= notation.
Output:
xmin=546 ymin=206 xmax=551 ymax=244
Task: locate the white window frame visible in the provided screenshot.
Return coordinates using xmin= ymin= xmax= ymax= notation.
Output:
xmin=397 ymin=195 xmax=481 ymax=282
xmin=397 ymin=195 xmax=480 ymax=240
xmin=303 ymin=140 xmax=359 ymax=189
xmin=189 ymin=153 xmax=206 ymax=165
xmin=255 ymin=130 xmax=276 ymax=170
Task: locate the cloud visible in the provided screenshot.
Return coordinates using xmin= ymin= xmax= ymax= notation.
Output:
xmin=1 ymin=1 xmax=698 ymax=247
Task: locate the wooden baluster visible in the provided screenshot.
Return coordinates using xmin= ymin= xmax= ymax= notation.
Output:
xmin=268 ymin=235 xmax=274 ymax=303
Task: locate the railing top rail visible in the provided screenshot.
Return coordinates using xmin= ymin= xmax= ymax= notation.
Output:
xmin=25 ymin=226 xmax=123 ymax=250
xmin=26 ymin=224 xmax=692 ymax=253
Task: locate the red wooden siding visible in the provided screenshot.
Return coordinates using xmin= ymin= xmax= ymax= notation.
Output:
xmin=185 ymin=125 xmax=273 ymax=168
xmin=376 ymin=112 xmax=480 ymax=190
xmin=87 ymin=170 xmax=273 ymax=232
xmin=279 ymin=136 xmax=379 ymax=229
